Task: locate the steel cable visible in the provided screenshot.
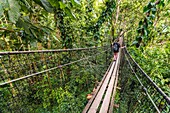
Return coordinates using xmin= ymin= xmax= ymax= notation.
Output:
xmin=0 ymin=48 xmax=109 ymax=86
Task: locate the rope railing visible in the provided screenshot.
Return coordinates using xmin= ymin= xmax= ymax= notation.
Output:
xmin=125 ymin=49 xmax=170 ymax=105
xmin=0 ymin=48 xmax=109 ymax=86
xmin=0 ymin=46 xmax=108 ymax=83
xmin=0 ymin=46 xmax=112 ymax=112
xmin=126 ymin=51 xmax=160 ymax=113
xmin=118 ymin=48 xmax=170 ymax=113
xmin=0 ymin=46 xmax=106 ymax=55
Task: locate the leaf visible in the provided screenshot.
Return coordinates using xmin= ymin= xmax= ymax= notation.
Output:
xmin=150 ymin=2 xmax=155 ymax=7
xmin=147 ymin=2 xmax=152 ymax=8
xmin=159 ymin=1 xmax=165 ymax=7
xmin=16 ymin=18 xmax=31 ymax=34
xmin=33 ymin=0 xmax=43 ymax=6
xmin=48 ymin=0 xmax=59 ymax=8
xmin=7 ymin=0 xmax=21 ymax=23
xmin=144 ymin=29 xmax=148 ymax=36
xmin=132 ymin=41 xmax=138 ymax=45
xmin=20 ymin=0 xmax=31 ymax=11
xmin=151 ymin=7 xmax=156 ymax=12
xmin=30 ymin=28 xmax=38 ymax=39
xmin=162 ymin=27 xmax=169 ymax=33
xmin=40 ymin=0 xmax=53 ymax=12
xmin=65 ymin=7 xmax=76 ymax=19
xmin=146 ymin=17 xmax=153 ymax=25
xmin=137 ymin=27 xmax=143 ymax=33
xmin=71 ymin=0 xmax=81 ymax=6
xmin=73 ymin=0 xmax=81 ymax=5
xmin=59 ymin=1 xmax=66 ymax=9
xmin=151 ymin=14 xmax=155 ymax=19
xmin=139 ymin=21 xmax=143 ymax=26
xmin=143 ymin=6 xmax=149 ymax=13
xmin=53 ymin=35 xmax=60 ymax=42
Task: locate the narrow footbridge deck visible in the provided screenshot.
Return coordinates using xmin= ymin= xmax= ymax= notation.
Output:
xmin=83 ymin=51 xmax=120 ymax=113
xmin=0 ymin=37 xmax=169 ymax=113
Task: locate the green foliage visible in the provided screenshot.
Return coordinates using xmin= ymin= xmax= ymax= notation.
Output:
xmin=0 ymin=0 xmax=21 ymax=23
xmin=126 ymin=0 xmax=170 ymax=97
xmin=0 ymin=0 xmax=170 ymax=112
xmin=88 ymin=0 xmax=116 ymax=44
xmin=133 ymin=0 xmax=167 ymax=47
xmin=129 ymin=41 xmax=170 ymax=95
xmin=0 ymin=0 xmax=115 ymax=50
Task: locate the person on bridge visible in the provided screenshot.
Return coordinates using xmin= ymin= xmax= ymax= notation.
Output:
xmin=112 ymin=41 xmax=120 ymax=61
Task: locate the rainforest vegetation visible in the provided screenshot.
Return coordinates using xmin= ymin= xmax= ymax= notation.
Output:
xmin=0 ymin=0 xmax=169 ymax=112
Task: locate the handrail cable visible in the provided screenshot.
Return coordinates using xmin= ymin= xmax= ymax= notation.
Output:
xmin=0 ymin=48 xmax=109 ymax=86
xmin=125 ymin=48 xmax=170 ymax=105
xmin=0 ymin=46 xmax=108 ymax=55
xmin=124 ymin=48 xmax=161 ymax=113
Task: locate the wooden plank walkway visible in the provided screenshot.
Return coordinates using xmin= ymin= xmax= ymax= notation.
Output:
xmin=82 ymin=38 xmax=122 ymax=113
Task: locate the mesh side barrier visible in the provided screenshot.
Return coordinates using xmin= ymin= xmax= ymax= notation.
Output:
xmin=0 ymin=46 xmax=112 ymax=112
xmin=118 ymin=48 xmax=170 ymax=113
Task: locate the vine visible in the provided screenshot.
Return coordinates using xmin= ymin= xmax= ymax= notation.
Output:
xmin=87 ymin=0 xmax=116 ymax=45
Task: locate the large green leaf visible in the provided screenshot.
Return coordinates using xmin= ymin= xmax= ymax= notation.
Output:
xmin=40 ymin=0 xmax=53 ymax=12
xmin=7 ymin=0 xmax=21 ymax=23
xmin=33 ymin=0 xmax=53 ymax=12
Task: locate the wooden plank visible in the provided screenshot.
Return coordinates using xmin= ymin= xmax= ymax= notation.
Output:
xmin=88 ymin=62 xmax=115 ymax=113
xmin=99 ymin=51 xmax=120 ymax=113
xmin=109 ymin=70 xmax=119 ymax=113
xmin=82 ymin=62 xmax=113 ymax=113
xmin=109 ymin=48 xmax=122 ymax=113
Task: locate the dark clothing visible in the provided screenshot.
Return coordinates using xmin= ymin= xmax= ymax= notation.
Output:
xmin=112 ymin=42 xmax=120 ymax=53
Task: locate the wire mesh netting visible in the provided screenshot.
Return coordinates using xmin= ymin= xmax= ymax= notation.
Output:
xmin=0 ymin=46 xmax=112 ymax=112
xmin=118 ymin=48 xmax=170 ymax=113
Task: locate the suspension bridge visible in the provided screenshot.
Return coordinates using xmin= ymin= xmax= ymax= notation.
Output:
xmin=0 ymin=36 xmax=169 ymax=113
